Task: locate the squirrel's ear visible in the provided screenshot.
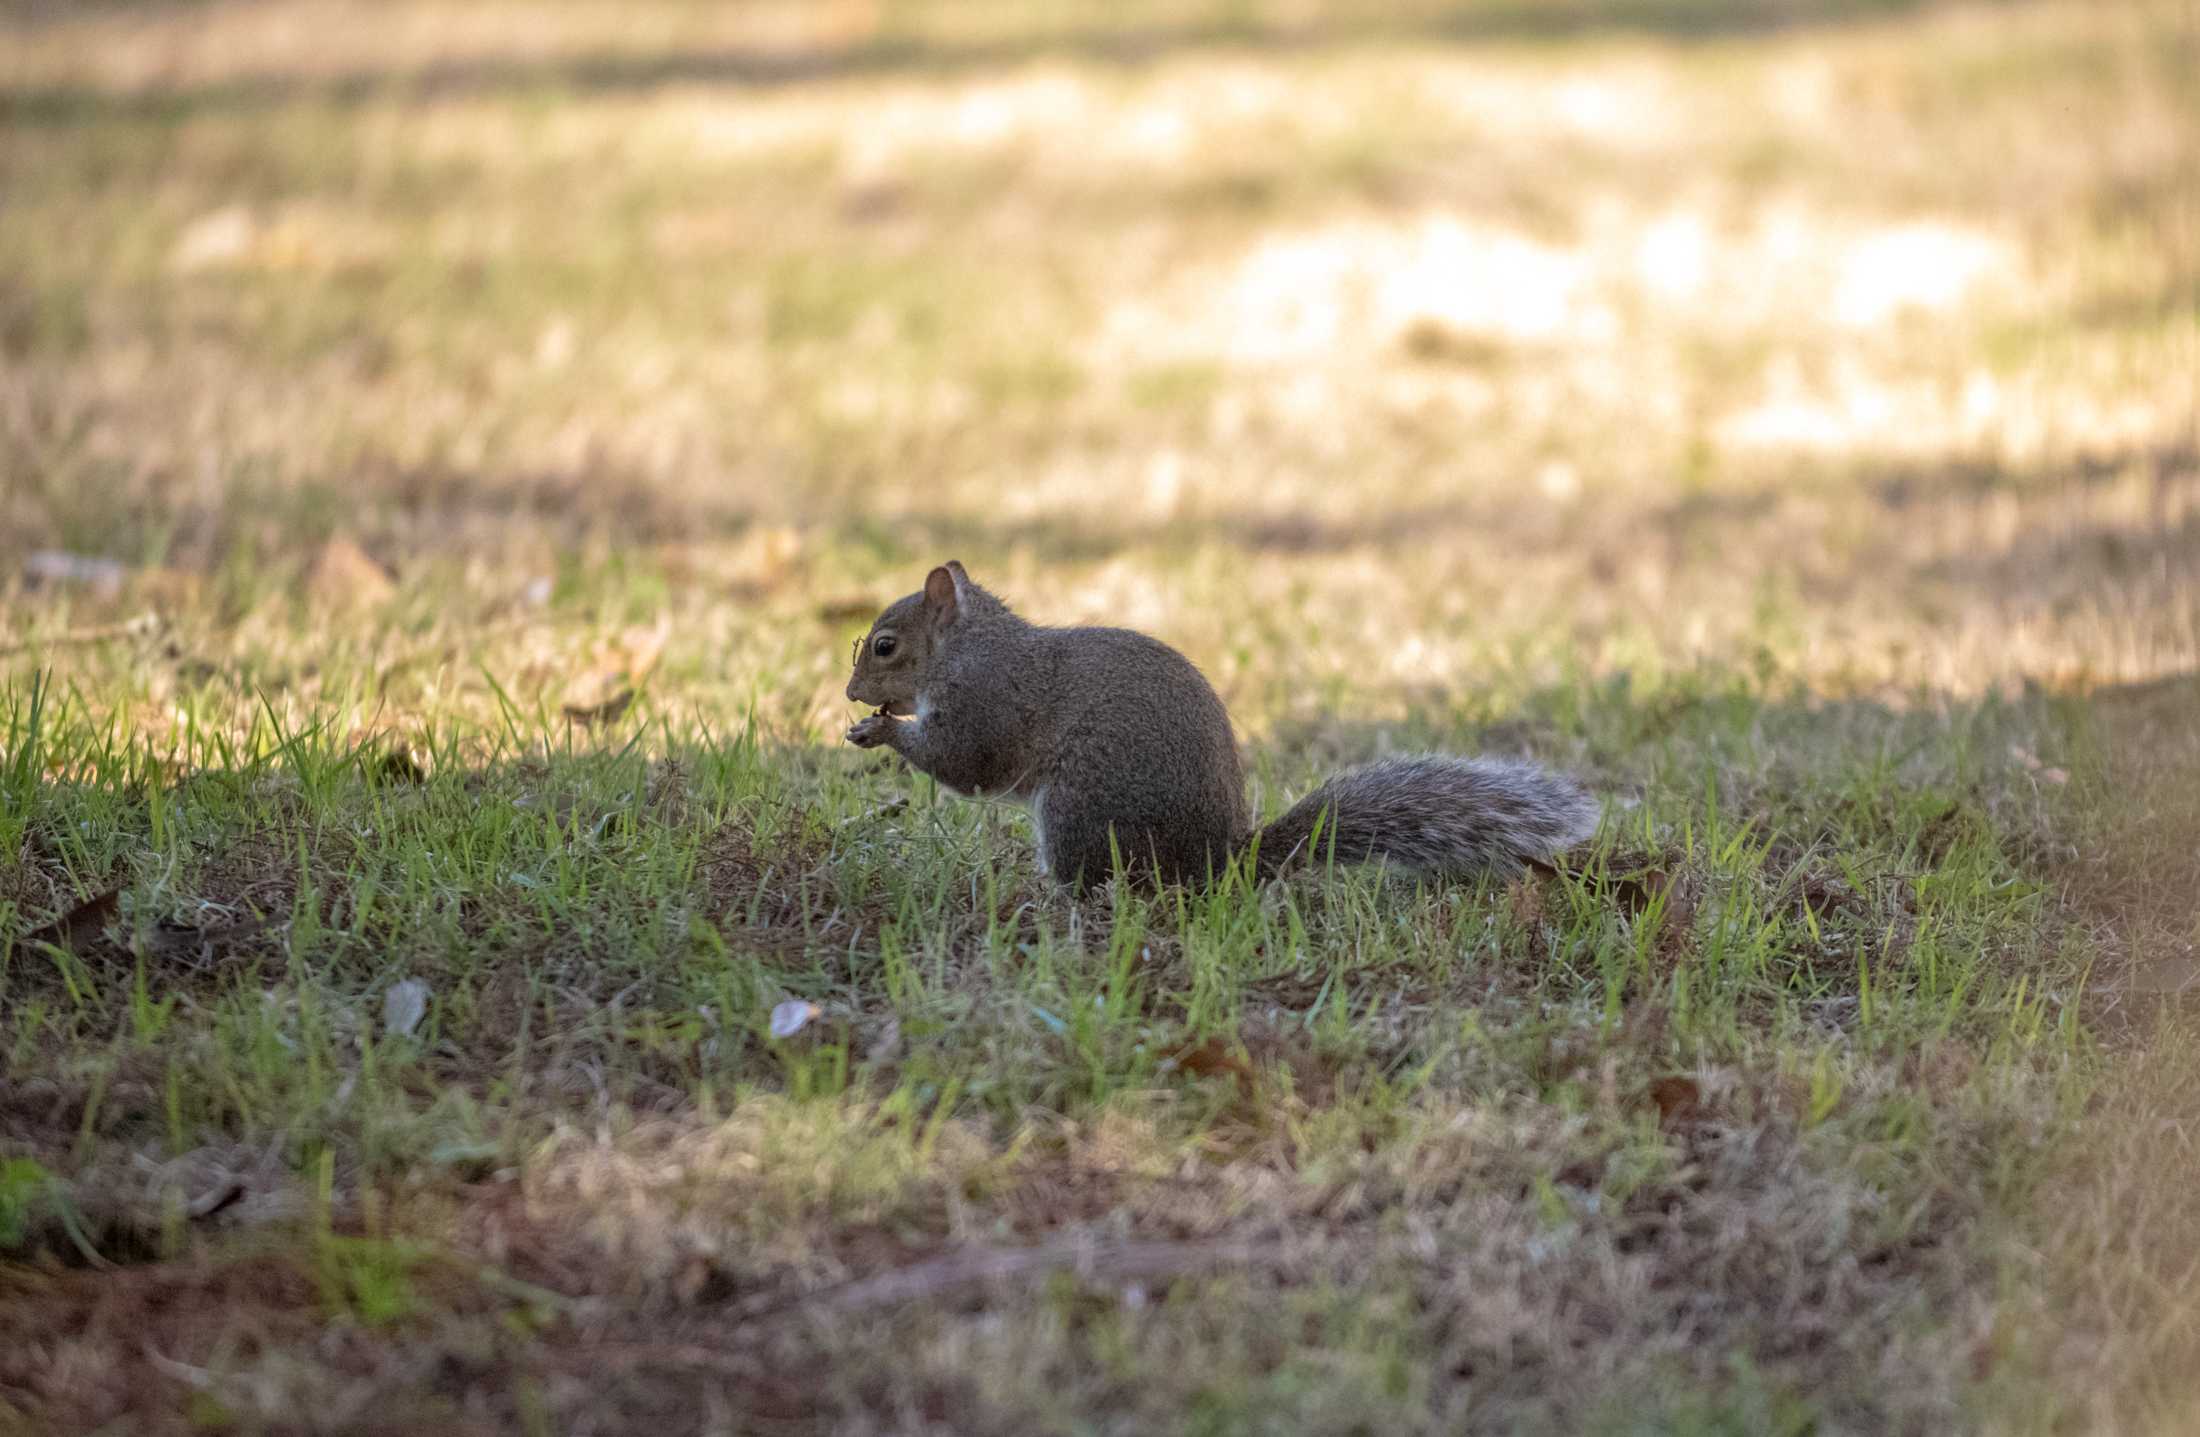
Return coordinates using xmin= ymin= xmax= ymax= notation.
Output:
xmin=923 ymin=564 xmax=960 ymax=623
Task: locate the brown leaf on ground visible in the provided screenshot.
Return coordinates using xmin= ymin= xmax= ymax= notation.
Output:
xmin=1648 ymin=1075 xmax=1704 ymax=1128
xmin=306 ymin=535 xmax=396 ymax=609
xmin=729 ymin=525 xmax=802 ymax=590
xmin=24 ymin=886 xmax=123 ymax=954
xmin=610 ymin=619 xmax=671 ymax=683
xmin=1162 ymin=1037 xmax=1255 ymax=1087
xmin=1791 ymin=864 xmax=1862 ymax=922
xmin=561 ymin=619 xmax=669 ymax=724
xmin=562 ymin=685 xmax=636 ymax=726
xmin=1609 ymin=866 xmax=1670 ymax=916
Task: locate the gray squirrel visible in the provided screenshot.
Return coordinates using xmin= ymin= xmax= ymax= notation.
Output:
xmin=845 ymin=561 xmax=1598 ymax=887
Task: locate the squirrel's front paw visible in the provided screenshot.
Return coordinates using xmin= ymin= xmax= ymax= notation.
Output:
xmin=846 ymin=713 xmax=899 ymax=749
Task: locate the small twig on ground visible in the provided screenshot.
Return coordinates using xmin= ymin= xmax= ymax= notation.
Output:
xmin=0 ymin=611 xmax=162 ymax=657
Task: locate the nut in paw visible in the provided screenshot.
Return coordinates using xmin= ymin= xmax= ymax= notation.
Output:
xmin=846 ymin=713 xmax=899 ymax=748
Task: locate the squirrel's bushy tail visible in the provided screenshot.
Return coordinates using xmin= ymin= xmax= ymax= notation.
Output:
xmin=1250 ymin=755 xmax=1598 ymax=880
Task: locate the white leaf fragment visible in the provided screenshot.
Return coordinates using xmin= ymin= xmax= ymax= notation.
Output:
xmin=769 ymin=1000 xmax=821 ymax=1039
xmin=383 ymin=978 xmax=431 ymax=1038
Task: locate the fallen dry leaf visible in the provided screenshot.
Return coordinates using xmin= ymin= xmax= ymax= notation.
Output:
xmin=611 ymin=619 xmax=671 ymax=683
xmin=382 ymin=978 xmax=431 ymax=1039
xmin=1796 ymin=871 xmax=1858 ymax=921
xmin=729 ymin=525 xmax=802 ymax=590
xmin=561 ymin=618 xmax=669 ymax=724
xmin=769 ymin=1000 xmax=821 ymax=1039
xmin=306 ymin=536 xmax=396 ymax=609
xmin=25 ymin=886 xmax=124 ymax=954
xmin=1161 ymin=1037 xmax=1255 ymax=1088
xmin=1610 ymin=867 xmax=1670 ymax=917
xmin=561 ymin=686 xmax=636 ymax=726
xmin=1648 ymin=1075 xmax=1703 ymax=1128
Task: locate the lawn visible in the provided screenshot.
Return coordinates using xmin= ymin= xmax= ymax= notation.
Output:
xmin=2 ymin=0 xmax=2197 ymax=1431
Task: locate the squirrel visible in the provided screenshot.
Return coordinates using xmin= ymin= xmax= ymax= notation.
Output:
xmin=844 ymin=561 xmax=1598 ymax=888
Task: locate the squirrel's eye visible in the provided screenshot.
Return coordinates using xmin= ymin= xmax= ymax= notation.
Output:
xmin=872 ymin=634 xmax=897 ymax=659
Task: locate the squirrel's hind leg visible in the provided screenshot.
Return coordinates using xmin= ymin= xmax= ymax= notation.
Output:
xmin=1033 ymin=784 xmax=1114 ymax=889
xmin=1036 ymin=786 xmax=1179 ymax=889
xmin=1035 ymin=786 xmax=1229 ymax=890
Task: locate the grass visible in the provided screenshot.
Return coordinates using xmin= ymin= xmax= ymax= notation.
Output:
xmin=2 ymin=0 xmax=2197 ymax=1431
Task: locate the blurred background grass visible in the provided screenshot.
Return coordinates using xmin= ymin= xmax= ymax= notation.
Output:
xmin=3 ymin=0 xmax=2192 ymax=740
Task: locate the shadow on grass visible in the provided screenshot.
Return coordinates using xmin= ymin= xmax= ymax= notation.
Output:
xmin=903 ymin=440 xmax=2195 ymax=569
xmin=3 ymin=0 xmax=1947 ymax=129
xmin=4 ymin=665 xmax=2163 ymax=1024
xmin=13 ymin=442 xmax=2190 ymax=633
